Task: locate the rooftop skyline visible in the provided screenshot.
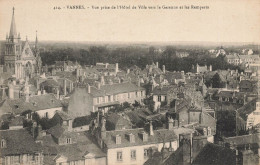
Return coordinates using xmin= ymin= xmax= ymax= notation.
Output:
xmin=0 ymin=0 xmax=260 ymax=44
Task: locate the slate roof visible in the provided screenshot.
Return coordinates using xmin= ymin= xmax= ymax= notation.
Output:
xmin=224 ymin=133 xmax=260 ymax=147
xmin=2 ymin=93 xmax=63 ymax=115
xmin=40 ymin=79 xmax=60 ymax=87
xmin=103 ymin=128 xmax=178 ymax=149
xmin=0 ymin=129 xmax=42 ymax=156
xmin=47 ymin=124 xmax=65 ymax=139
xmin=237 ymin=98 xmax=257 ymax=121
xmin=192 ymin=143 xmax=236 ymax=165
xmin=100 ymin=82 xmax=145 ymax=95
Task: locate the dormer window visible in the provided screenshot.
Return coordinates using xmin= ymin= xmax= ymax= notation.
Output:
xmin=141 ymin=132 xmax=148 ymax=142
xmin=1 ymin=139 xmax=6 ymax=148
xmin=66 ymin=138 xmax=71 ymax=144
xmin=116 ymin=135 xmax=121 ymax=144
xmin=129 ymin=133 xmax=135 ymax=143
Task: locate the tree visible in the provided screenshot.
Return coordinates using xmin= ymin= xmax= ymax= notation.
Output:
xmin=212 ymin=73 xmax=223 ymax=88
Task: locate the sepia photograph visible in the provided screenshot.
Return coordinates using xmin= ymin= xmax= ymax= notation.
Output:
xmin=0 ymin=0 xmax=260 ymax=164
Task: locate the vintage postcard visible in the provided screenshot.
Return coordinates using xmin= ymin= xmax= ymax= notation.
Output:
xmin=0 ymin=0 xmax=259 ymax=164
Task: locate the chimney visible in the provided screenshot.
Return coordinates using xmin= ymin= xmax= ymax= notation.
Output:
xmin=209 ymin=65 xmax=212 ymax=71
xmin=42 ymin=90 xmax=46 ymax=95
xmin=8 ymin=84 xmax=14 ymax=99
xmin=162 ymin=65 xmax=165 ymax=73
xmin=156 ymin=62 xmax=159 ymax=68
xmin=115 ymin=63 xmax=119 ymax=73
xmin=56 ymin=88 xmax=59 ymax=99
xmin=138 ymin=79 xmax=141 ymax=87
xmin=97 ymin=82 xmax=101 ymax=89
xmin=64 ymin=79 xmax=67 ymax=96
xmin=37 ymin=90 xmax=41 ymax=95
xmin=68 ymin=119 xmax=73 ymax=132
xmin=88 ymin=84 xmax=91 ymax=94
xmin=127 ymin=69 xmax=130 ymax=74
xmin=25 ymin=86 xmax=30 ymax=102
xmin=149 ymin=121 xmax=154 ymax=136
xmin=105 ymin=63 xmax=108 ymax=68
xmin=36 ymin=79 xmax=39 ymax=90
xmin=101 ymin=117 xmax=106 ymax=139
xmin=101 ymin=76 xmax=105 ymax=85
xmin=168 ymin=117 xmax=174 ymax=130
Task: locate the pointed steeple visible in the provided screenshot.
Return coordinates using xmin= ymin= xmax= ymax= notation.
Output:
xmin=9 ymin=7 xmax=17 ymax=39
xmin=35 ymin=31 xmax=38 ymax=51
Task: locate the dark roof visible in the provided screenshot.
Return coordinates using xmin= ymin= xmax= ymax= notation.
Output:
xmin=55 ymin=111 xmax=72 ymax=121
xmin=73 ymin=115 xmax=93 ymax=128
xmin=9 ymin=116 xmax=24 ymax=127
xmin=100 ymin=82 xmax=145 ymax=95
xmin=103 ymin=128 xmax=178 ymax=149
xmin=224 ymin=133 xmax=260 ymax=147
xmin=4 ymin=93 xmax=63 ymax=114
xmin=47 ymin=124 xmax=65 ymax=139
xmin=40 ymin=79 xmax=60 ymax=87
xmin=237 ymin=98 xmax=257 ymax=120
xmin=192 ymin=143 xmax=236 ymax=165
xmin=0 ymin=129 xmax=42 ymax=156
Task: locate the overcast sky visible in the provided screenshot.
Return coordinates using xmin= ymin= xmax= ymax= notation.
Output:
xmin=0 ymin=0 xmax=259 ymax=43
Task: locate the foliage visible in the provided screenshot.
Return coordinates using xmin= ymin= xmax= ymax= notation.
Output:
xmin=216 ymin=111 xmax=236 ymax=137
xmin=144 ymin=96 xmax=155 ymax=111
xmin=40 ymin=46 xmax=243 ymax=73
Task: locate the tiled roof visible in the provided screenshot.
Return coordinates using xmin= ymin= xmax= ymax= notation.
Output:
xmin=103 ymin=128 xmax=178 ymax=149
xmin=0 ymin=129 xmax=42 ymax=156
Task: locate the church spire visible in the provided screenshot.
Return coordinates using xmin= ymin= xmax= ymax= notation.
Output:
xmin=35 ymin=31 xmax=38 ymax=49
xmin=9 ymin=7 xmax=17 ymax=39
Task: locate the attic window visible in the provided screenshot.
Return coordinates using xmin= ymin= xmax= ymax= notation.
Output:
xmin=116 ymin=135 xmax=121 ymax=145
xmin=1 ymin=139 xmax=6 ymax=148
xmin=33 ymin=102 xmax=37 ymax=106
xmin=15 ymin=105 xmax=19 ymax=109
xmin=66 ymin=138 xmax=71 ymax=144
xmin=51 ymin=99 xmax=54 ymax=103
xmin=129 ymin=133 xmax=135 ymax=143
xmin=141 ymin=132 xmax=148 ymax=142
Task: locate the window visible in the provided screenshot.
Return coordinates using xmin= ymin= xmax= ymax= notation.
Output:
xmin=116 ymin=135 xmax=121 ymax=144
xmin=66 ymin=138 xmax=71 ymax=144
xmin=141 ymin=91 xmax=143 ymax=96
xmin=1 ymin=139 xmax=6 ymax=148
xmin=144 ymin=149 xmax=149 ymax=158
xmin=129 ymin=134 xmax=135 ymax=143
xmin=158 ymin=95 xmax=161 ymax=102
xmin=128 ymin=93 xmax=131 ymax=99
xmin=108 ymin=95 xmax=111 ymax=102
xmin=45 ymin=112 xmax=48 ymax=118
xmin=131 ymin=150 xmax=136 ymax=160
xmin=136 ymin=92 xmax=138 ymax=97
xmin=117 ymin=151 xmax=122 ymax=161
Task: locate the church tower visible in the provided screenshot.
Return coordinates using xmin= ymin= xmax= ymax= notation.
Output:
xmin=4 ymin=8 xmax=42 ymax=79
xmin=4 ymin=7 xmax=22 ymax=73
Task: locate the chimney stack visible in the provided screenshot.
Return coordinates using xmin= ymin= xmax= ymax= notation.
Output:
xmin=162 ymin=65 xmax=165 ymax=74
xmin=25 ymin=86 xmax=30 ymax=102
xmin=8 ymin=84 xmax=14 ymax=99
xmin=168 ymin=117 xmax=174 ymax=130
xmin=87 ymin=84 xmax=91 ymax=94
xmin=64 ymin=79 xmax=67 ymax=96
xmin=149 ymin=121 xmax=154 ymax=136
xmin=156 ymin=62 xmax=159 ymax=68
